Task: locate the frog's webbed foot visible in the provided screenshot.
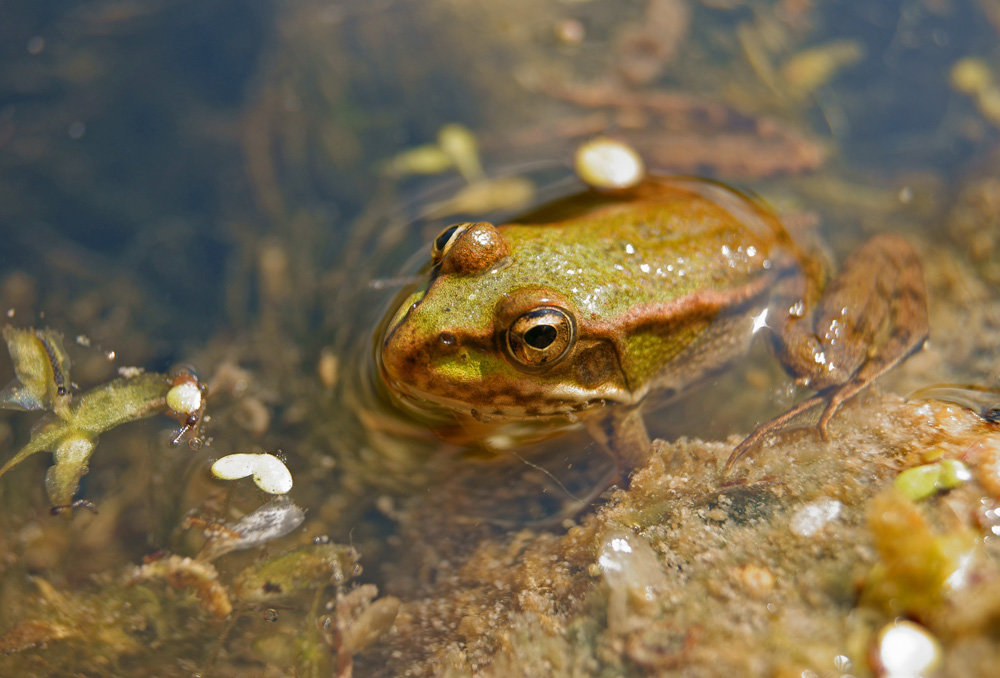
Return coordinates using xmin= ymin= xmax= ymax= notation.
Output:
xmin=727 ymin=234 xmax=928 ymax=472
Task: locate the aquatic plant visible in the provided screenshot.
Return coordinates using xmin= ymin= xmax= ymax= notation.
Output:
xmin=0 ymin=325 xmax=205 ymax=508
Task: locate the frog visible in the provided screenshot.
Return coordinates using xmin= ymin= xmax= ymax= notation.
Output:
xmin=376 ymin=175 xmax=928 ymax=479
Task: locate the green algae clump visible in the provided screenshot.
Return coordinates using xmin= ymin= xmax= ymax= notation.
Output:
xmin=0 ymin=325 xmax=200 ymax=507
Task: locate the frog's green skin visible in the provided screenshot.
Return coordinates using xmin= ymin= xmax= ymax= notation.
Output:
xmin=377 ymin=177 xmax=928 ymax=474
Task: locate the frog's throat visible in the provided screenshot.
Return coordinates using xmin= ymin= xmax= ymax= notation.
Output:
xmin=384 ymin=376 xmax=632 ymax=422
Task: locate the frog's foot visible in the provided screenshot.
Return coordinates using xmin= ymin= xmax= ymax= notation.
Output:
xmin=727 ymin=234 xmax=928 ymax=472
xmin=778 ymin=234 xmax=927 ymax=392
xmin=811 ymin=236 xmax=928 ymax=430
xmin=724 ymin=393 xmax=825 ymax=472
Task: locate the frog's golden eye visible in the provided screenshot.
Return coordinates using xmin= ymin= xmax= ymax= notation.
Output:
xmin=505 ymin=307 xmax=575 ymax=369
xmin=431 ymin=223 xmax=473 ymax=263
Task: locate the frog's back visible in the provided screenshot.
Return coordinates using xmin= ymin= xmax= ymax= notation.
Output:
xmin=501 ymin=177 xmax=799 ymax=319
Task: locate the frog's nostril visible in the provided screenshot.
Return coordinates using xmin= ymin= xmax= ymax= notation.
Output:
xmin=438 ymin=331 xmax=457 ymax=347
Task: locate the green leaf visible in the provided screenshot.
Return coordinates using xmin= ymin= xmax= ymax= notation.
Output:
xmin=0 ymin=417 xmax=71 ymax=480
xmin=68 ymin=373 xmax=169 ymax=435
xmin=0 ymin=326 xmax=71 ymax=412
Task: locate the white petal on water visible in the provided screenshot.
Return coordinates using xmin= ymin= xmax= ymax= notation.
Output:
xmin=252 ymin=454 xmax=294 ymax=494
xmin=574 ymin=137 xmax=645 ymax=190
xmin=166 ymin=381 xmax=202 ymax=414
xmin=211 ymin=453 xmax=258 ymax=480
xmin=212 ymin=452 xmax=293 ymax=495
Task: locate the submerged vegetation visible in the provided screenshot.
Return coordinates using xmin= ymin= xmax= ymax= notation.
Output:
xmin=2 ymin=0 xmax=1000 ymax=676
xmin=0 ymin=326 xmax=205 ymax=508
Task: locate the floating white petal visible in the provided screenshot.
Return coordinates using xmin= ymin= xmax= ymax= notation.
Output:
xmin=211 ymin=453 xmax=257 ymax=480
xmin=574 ymin=137 xmax=645 ymax=191
xmin=166 ymin=381 xmax=202 ymax=415
xmin=211 ymin=453 xmax=293 ymax=495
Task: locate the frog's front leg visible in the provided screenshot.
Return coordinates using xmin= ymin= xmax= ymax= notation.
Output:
xmin=727 ymin=234 xmax=928 ymax=470
xmin=585 ymin=405 xmax=651 ymax=479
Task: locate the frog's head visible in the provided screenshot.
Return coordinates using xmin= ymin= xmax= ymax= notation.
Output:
xmin=378 ymin=221 xmax=630 ymax=422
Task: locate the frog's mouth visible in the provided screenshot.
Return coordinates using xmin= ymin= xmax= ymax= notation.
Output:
xmin=380 ymin=369 xmax=631 ymax=424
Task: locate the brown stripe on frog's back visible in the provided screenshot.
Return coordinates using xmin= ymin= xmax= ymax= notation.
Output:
xmin=581 ymin=263 xmax=791 ymax=393
xmin=496 ymin=183 xmax=794 ymax=318
xmin=587 ymin=262 xmax=786 ymax=334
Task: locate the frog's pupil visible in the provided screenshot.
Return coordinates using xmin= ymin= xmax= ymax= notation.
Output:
xmin=524 ymin=324 xmax=557 ymax=349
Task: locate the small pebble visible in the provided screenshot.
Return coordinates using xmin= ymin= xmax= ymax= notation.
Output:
xmin=873 ymin=620 xmax=941 ymax=677
xmin=789 ymin=498 xmax=842 ymax=537
xmin=596 ymin=530 xmax=668 ymax=634
xmin=734 ymin=564 xmax=774 ymax=598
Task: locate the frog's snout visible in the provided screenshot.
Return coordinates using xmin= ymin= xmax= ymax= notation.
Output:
xmin=381 ymin=319 xmax=458 ymax=388
xmin=379 ymin=322 xmax=417 ymax=387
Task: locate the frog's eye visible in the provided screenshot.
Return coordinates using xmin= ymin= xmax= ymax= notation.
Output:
xmin=505 ymin=307 xmax=575 ymax=369
xmin=431 ymin=223 xmax=473 ymax=263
